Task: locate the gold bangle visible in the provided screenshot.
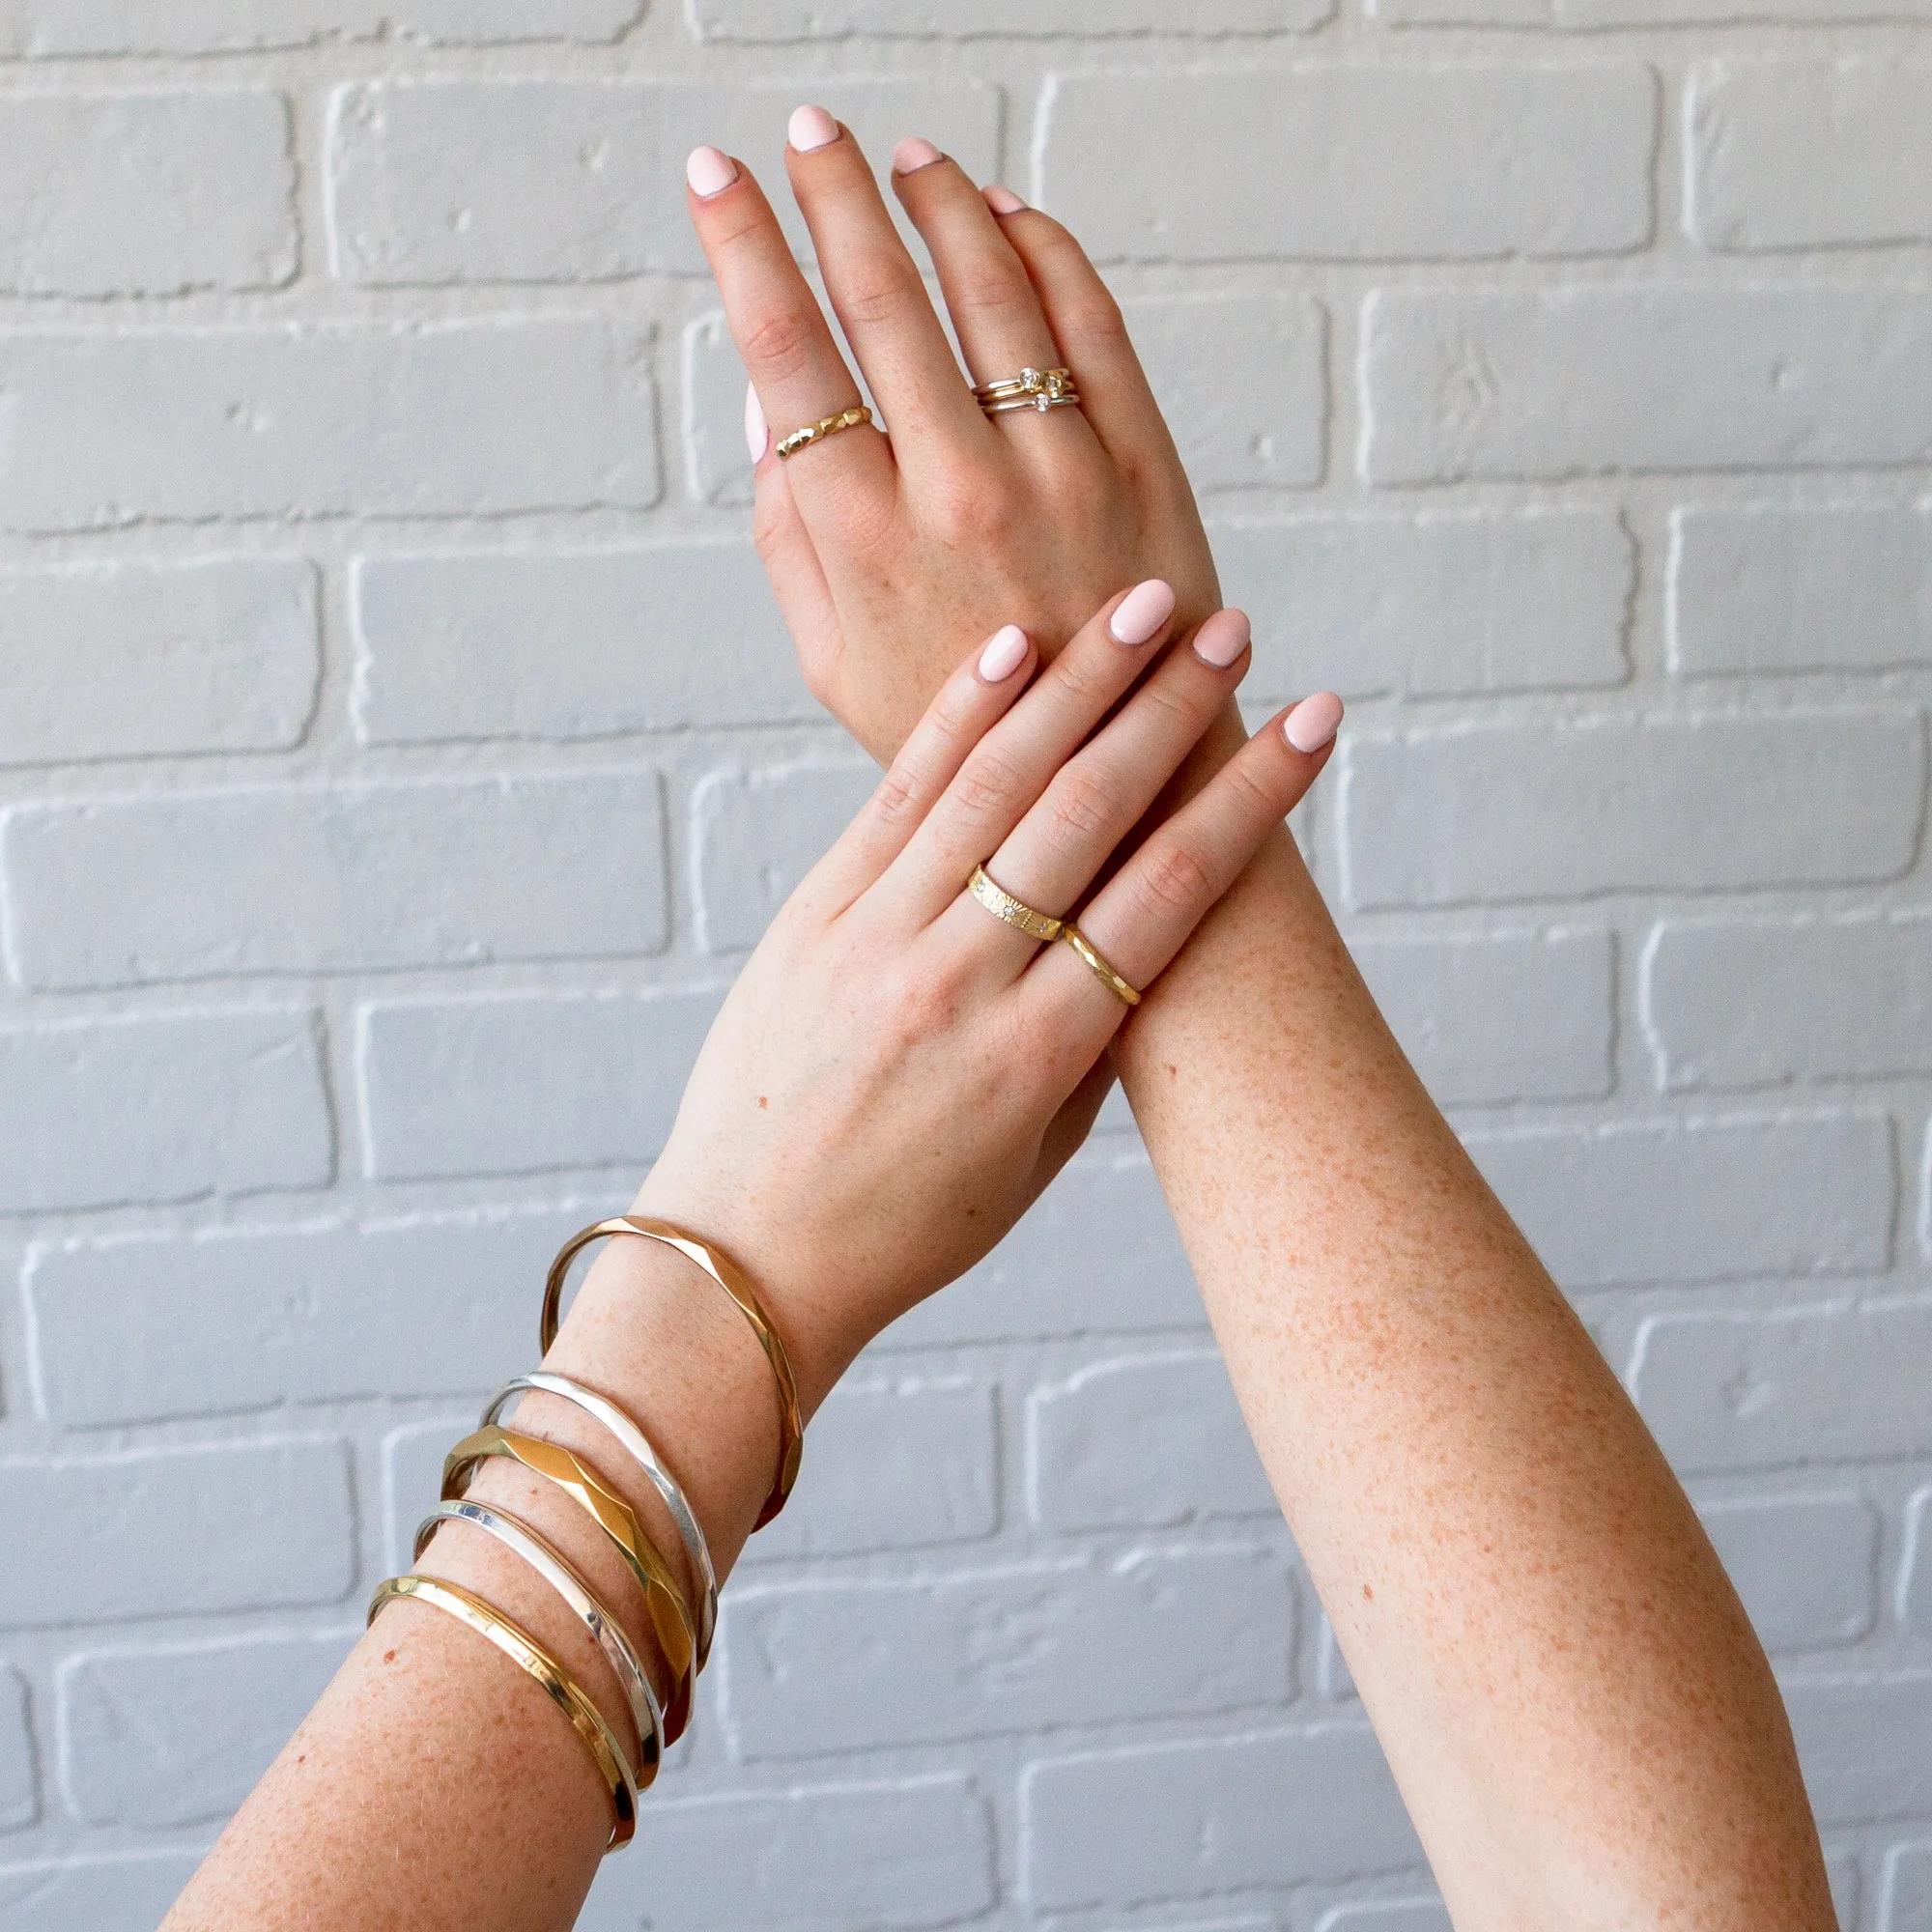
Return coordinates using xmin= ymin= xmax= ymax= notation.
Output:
xmin=540 ymin=1216 xmax=804 ymax=1530
xmin=775 ymin=403 xmax=873 ymax=460
xmin=1061 ymin=923 xmax=1143 ymax=1007
xmin=443 ymin=1426 xmax=696 ymax=1744
xmin=966 ymin=863 xmax=1064 ymax=943
xmin=369 ymin=1573 xmax=639 ymax=1852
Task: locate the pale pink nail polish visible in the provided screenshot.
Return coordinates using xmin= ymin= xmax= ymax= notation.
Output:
xmin=1285 ymin=692 xmax=1344 ymax=753
xmin=894 ymin=136 xmax=944 ymax=175
xmin=983 ymin=185 xmax=1026 ymax=215
xmin=978 ymin=624 xmax=1029 ymax=683
xmin=788 ymin=103 xmax=840 ymax=153
xmin=686 ymin=145 xmax=738 ymax=199
xmin=1192 ymin=609 xmax=1251 ymax=668
xmin=1109 ymin=579 xmax=1176 ymax=647
xmin=744 ymin=383 xmax=769 ymax=464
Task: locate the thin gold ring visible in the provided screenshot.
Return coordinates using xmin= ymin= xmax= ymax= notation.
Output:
xmin=775 ymin=403 xmax=873 ymax=460
xmin=966 ymin=864 xmax=1063 ymax=943
xmin=1062 ymin=923 xmax=1142 ymax=1007
xmin=971 ymin=366 xmax=1078 ymax=413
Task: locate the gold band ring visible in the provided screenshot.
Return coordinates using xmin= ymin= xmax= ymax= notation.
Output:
xmin=1062 ymin=923 xmax=1142 ymax=1007
xmin=967 ymin=864 xmax=1064 ymax=943
xmin=776 ymin=403 xmax=874 ymax=460
xmin=971 ymin=366 xmax=1080 ymax=416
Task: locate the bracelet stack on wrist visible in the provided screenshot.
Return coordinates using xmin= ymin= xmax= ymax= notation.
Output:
xmin=368 ymin=1215 xmax=800 ymax=1855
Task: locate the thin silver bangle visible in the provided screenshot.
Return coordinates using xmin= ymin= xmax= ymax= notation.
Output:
xmin=482 ymin=1372 xmax=719 ymax=1667
xmin=414 ymin=1497 xmax=665 ymax=1783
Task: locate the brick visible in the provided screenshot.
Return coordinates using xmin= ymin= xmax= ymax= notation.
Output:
xmin=57 ymin=1631 xmax=355 ymax=1828
xmin=5 ymin=772 xmax=668 ymax=989
xmin=0 ymin=561 xmax=318 ymax=768
xmin=328 ymin=79 xmax=1000 ymax=285
xmin=0 ymin=1668 xmax=30 ymax=1833
xmin=1784 ymin=1673 xmax=1932 ymax=1825
xmin=1021 ymin=1726 xmax=1422 ymax=1910
xmin=1668 ymin=506 xmax=1932 ymax=677
xmin=695 ymin=761 xmax=876 ymax=953
xmin=0 ymin=322 xmax=658 ymax=533
xmin=1633 ymin=1299 xmax=1932 ymax=1472
xmin=26 ymin=1208 xmax=587 ymax=1427
xmin=1689 ymin=59 xmax=1932 ymax=252
xmin=0 ymin=2 xmax=644 ymax=54
xmin=1361 ymin=290 xmax=1932 ymax=482
xmin=1319 ymin=1907 xmax=1451 ymax=1932
xmin=750 ymin=1377 xmax=998 ymax=1561
xmin=355 ymin=546 xmax=812 ymax=744
xmin=1378 ymin=0 xmax=1932 ymax=24
xmin=1830 ymin=1855 xmax=1861 ymax=1932
xmin=384 ymin=1416 xmax=477 ymax=1573
xmin=0 ymin=1438 xmax=353 ymax=1626
xmin=723 ymin=1547 xmax=1292 ymax=1758
xmin=1341 ymin=712 xmax=1924 ymax=906
xmin=0 ymin=1854 xmax=202 ymax=1932
xmin=1027 ymin=1352 xmax=1275 ymax=1532
xmin=682 ymin=311 xmax=757 ymax=509
xmin=883 ymin=1146 xmax=1204 ymax=1348
xmin=1697 ymin=1493 xmax=1878 ymax=1651
xmin=1898 ymin=1486 xmax=1932 ymax=1633
xmin=1469 ymin=1114 xmax=1894 ymax=1289
xmin=1887 ymin=1843 xmax=1932 ymax=1932
xmin=1319 ymin=1618 xmax=1359 ymax=1700
xmin=1217 ymin=511 xmax=1632 ymax=704
xmin=1644 ymin=913 xmax=1932 ymax=1090
xmin=0 ymin=1010 xmax=331 ymax=1215
xmin=359 ymin=988 xmax=722 ymax=1181
xmin=1354 ymin=930 xmax=1614 ymax=1105
xmin=691 ymin=0 xmax=1326 ymax=34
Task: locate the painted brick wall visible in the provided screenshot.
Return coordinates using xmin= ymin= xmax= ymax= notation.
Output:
xmin=0 ymin=6 xmax=1926 ymax=1930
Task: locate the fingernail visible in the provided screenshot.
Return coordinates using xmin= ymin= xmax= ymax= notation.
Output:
xmin=1284 ymin=692 xmax=1344 ymax=753
xmin=894 ymin=136 xmax=944 ymax=175
xmin=744 ymin=382 xmax=769 ymax=464
xmin=788 ymin=103 xmax=840 ymax=153
xmin=1109 ymin=579 xmax=1176 ymax=648
xmin=978 ymin=624 xmax=1030 ymax=683
xmin=983 ymin=185 xmax=1026 ymax=215
xmin=686 ymin=145 xmax=738 ymax=199
xmin=1191 ymin=609 xmax=1251 ymax=668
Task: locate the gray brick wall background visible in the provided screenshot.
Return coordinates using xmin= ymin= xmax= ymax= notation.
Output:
xmin=0 ymin=5 xmax=1925 ymax=1929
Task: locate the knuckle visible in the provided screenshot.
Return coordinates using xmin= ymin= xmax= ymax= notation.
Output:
xmin=928 ymin=468 xmax=1019 ymax=550
xmin=740 ymin=303 xmax=821 ymax=384
xmin=837 ymin=258 xmax=924 ymax=329
xmin=1046 ymin=763 xmax=1122 ymax=847
xmin=1061 ymin=289 xmax=1129 ymax=350
xmin=869 ymin=759 xmax=922 ymax=829
xmin=1135 ymin=838 xmax=1215 ymax=918
xmin=952 ymin=742 xmax=1029 ymax=821
xmin=889 ymin=959 xmax=970 ymax=1046
xmin=951 ymin=260 xmax=1036 ymax=323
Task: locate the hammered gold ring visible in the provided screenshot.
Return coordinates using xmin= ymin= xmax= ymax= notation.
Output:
xmin=775 ymin=403 xmax=874 ymax=460
xmin=967 ymin=864 xmax=1064 ymax=943
xmin=1062 ymin=923 xmax=1142 ymax=1007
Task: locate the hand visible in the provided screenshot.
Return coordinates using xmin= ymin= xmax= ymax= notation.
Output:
xmin=635 ymin=585 xmax=1342 ymax=1403
xmin=684 ymin=116 xmax=1220 ymax=761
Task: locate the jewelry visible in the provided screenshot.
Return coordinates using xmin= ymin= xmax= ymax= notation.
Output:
xmin=972 ymin=366 xmax=1080 ymax=416
xmin=1061 ymin=923 xmax=1143 ymax=1007
xmin=369 ymin=1573 xmax=639 ymax=1851
xmin=482 ymin=1373 xmax=717 ymax=1668
xmin=414 ymin=1498 xmax=665 ymax=1781
xmin=442 ymin=1425 xmax=696 ymax=1743
xmin=540 ymin=1217 xmax=802 ymax=1531
xmin=966 ymin=863 xmax=1063 ymax=943
xmin=775 ymin=403 xmax=873 ymax=460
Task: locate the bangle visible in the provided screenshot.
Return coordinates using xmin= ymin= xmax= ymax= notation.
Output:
xmin=443 ymin=1425 xmax=696 ymax=1744
xmin=414 ymin=1498 xmax=665 ymax=1781
xmin=540 ymin=1216 xmax=804 ymax=1530
xmin=369 ymin=1573 xmax=639 ymax=1852
xmin=484 ymin=1373 xmax=718 ymax=1669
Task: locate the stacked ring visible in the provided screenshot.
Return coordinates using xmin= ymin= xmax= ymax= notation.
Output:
xmin=971 ymin=366 xmax=1080 ymax=418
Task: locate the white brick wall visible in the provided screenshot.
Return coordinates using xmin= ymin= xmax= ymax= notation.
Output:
xmin=0 ymin=9 xmax=1924 ymax=1930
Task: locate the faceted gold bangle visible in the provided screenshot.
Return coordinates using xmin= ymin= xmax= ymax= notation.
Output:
xmin=369 ymin=1573 xmax=639 ymax=1852
xmin=540 ymin=1216 xmax=804 ymax=1530
xmin=443 ymin=1425 xmax=696 ymax=1744
xmin=1061 ymin=922 xmax=1143 ymax=1007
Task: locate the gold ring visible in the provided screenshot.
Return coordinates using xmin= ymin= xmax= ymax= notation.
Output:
xmin=775 ymin=403 xmax=874 ymax=460
xmin=1061 ymin=923 xmax=1142 ymax=1007
xmin=967 ymin=863 xmax=1063 ymax=942
xmin=971 ymin=366 xmax=1079 ymax=416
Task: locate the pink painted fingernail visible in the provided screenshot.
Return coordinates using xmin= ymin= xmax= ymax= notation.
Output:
xmin=686 ymin=145 xmax=738 ymax=199
xmin=894 ymin=136 xmax=944 ymax=175
xmin=983 ymin=185 xmax=1026 ymax=215
xmin=745 ymin=382 xmax=769 ymax=464
xmin=1109 ymin=579 xmax=1176 ymax=647
xmin=788 ymin=103 xmax=840 ymax=153
xmin=1192 ymin=609 xmax=1251 ymax=668
xmin=978 ymin=624 xmax=1030 ymax=683
xmin=1285 ymin=692 xmax=1344 ymax=753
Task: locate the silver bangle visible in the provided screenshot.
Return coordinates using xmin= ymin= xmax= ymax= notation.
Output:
xmin=414 ymin=1497 xmax=665 ymax=1784
xmin=482 ymin=1372 xmax=719 ymax=1667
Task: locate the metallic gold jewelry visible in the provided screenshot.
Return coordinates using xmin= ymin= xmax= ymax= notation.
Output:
xmin=775 ymin=403 xmax=873 ymax=460
xmin=966 ymin=863 xmax=1063 ymax=942
xmin=482 ymin=1373 xmax=718 ymax=1668
xmin=1061 ymin=923 xmax=1143 ymax=1007
xmin=369 ymin=1573 xmax=639 ymax=1851
xmin=972 ymin=365 xmax=1080 ymax=416
xmin=540 ymin=1217 xmax=803 ymax=1530
xmin=442 ymin=1425 xmax=696 ymax=1743
xmin=414 ymin=1498 xmax=665 ymax=1781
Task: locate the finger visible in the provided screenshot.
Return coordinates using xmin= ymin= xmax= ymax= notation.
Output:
xmin=782 ymin=108 xmax=988 ymax=468
xmin=1028 ymin=693 xmax=1344 ymax=1035
xmin=684 ymin=143 xmax=895 ymax=509
xmin=745 ymin=388 xmax=843 ymax=703
xmin=883 ymin=578 xmax=1180 ymax=923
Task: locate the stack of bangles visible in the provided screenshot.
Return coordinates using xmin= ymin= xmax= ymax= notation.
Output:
xmin=368 ymin=1216 xmax=802 ymax=1853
